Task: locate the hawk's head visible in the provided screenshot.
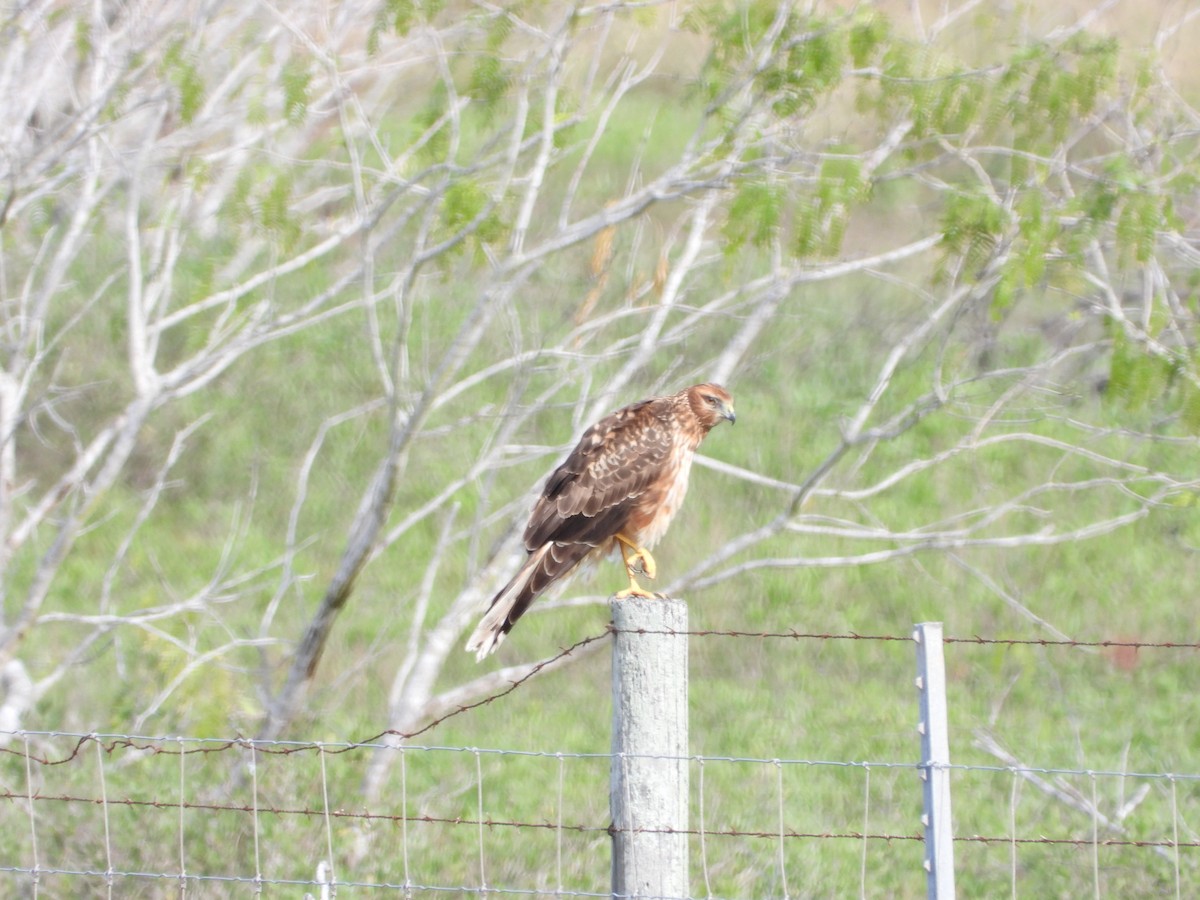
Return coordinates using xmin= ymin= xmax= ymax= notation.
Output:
xmin=686 ymin=383 xmax=736 ymax=430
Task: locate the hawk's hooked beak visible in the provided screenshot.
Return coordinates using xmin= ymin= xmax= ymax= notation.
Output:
xmin=721 ymin=402 xmax=736 ymax=425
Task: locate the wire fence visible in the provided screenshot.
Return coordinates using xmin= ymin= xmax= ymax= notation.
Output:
xmin=1 ymin=625 xmax=1197 ymax=898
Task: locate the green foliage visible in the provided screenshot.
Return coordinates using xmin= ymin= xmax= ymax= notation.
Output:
xmin=1063 ymin=153 xmax=1179 ymax=272
xmin=484 ymin=7 xmax=515 ymax=49
xmin=769 ymin=19 xmax=845 ymax=117
xmin=999 ymin=33 xmax=1118 ymax=151
xmin=1181 ymin=379 xmax=1200 ymax=434
xmin=73 ymin=17 xmax=91 ymax=60
xmin=281 ymin=59 xmax=312 ymax=126
xmin=367 ymin=0 xmax=448 ymax=53
xmin=162 ymin=39 xmax=206 ymax=124
xmin=868 ymin=38 xmax=991 ymax=139
xmin=469 ymin=54 xmax=511 ymax=114
xmin=986 ymin=178 xmax=1063 ymax=312
xmin=1011 ymin=186 xmax=1054 ymax=287
xmin=1115 ymin=188 xmax=1161 ymax=266
xmin=441 ymin=179 xmax=487 ymax=233
xmin=722 ymin=180 xmax=783 ymax=251
xmin=723 ymin=152 xmax=865 ymax=259
xmin=224 ymin=166 xmax=302 ymax=251
xmin=373 ymin=0 xmax=445 ymax=38
xmin=227 ymin=167 xmax=256 ymax=225
xmin=930 ymin=24 xmax=1164 ymax=315
xmin=1106 ymin=328 xmax=1172 ymax=412
xmin=440 ymin=178 xmax=506 ymax=251
xmin=697 ymin=4 xmax=853 ymax=117
xmin=940 ymin=187 xmax=1008 ymax=274
xmin=246 ymin=92 xmax=269 ymax=127
xmin=261 ymin=172 xmax=301 ymax=251
xmin=848 ymin=12 xmax=889 ymax=68
xmin=412 ymin=82 xmax=451 ymax=164
xmin=1105 ymin=320 xmax=1200 ymax=434
xmin=807 ymin=153 xmax=867 ymax=256
xmin=183 ymin=156 xmax=212 ymax=193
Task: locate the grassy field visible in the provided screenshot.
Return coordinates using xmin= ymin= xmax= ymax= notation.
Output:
xmin=10 ymin=268 xmax=1199 ymax=897
xmin=4 ymin=2 xmax=1200 ymax=898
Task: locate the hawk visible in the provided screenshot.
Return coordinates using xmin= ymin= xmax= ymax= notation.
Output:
xmin=466 ymin=382 xmax=736 ymax=660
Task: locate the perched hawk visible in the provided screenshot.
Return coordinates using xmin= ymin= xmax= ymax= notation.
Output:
xmin=466 ymin=382 xmax=736 ymax=660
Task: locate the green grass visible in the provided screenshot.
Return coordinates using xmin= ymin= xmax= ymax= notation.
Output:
xmin=9 ymin=272 xmax=1200 ymax=897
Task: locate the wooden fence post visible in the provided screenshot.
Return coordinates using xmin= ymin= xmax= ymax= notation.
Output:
xmin=610 ymin=595 xmax=689 ymax=899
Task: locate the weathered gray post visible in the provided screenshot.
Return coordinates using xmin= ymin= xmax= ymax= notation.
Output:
xmin=914 ymin=621 xmax=956 ymax=900
xmin=610 ymin=595 xmax=688 ymax=900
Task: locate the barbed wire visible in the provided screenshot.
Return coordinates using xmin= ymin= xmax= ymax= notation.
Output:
xmin=3 ymin=616 xmax=1196 ymax=773
xmin=8 ymin=731 xmax=1200 ymax=784
xmin=613 ymin=626 xmax=1200 ymax=650
xmin=6 ymin=784 xmax=1197 ymax=852
xmin=353 ymin=625 xmax=1195 ymax=761
xmin=0 ymin=629 xmax=612 ymax=770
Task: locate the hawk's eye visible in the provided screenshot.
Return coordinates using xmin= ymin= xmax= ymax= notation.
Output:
xmin=704 ymin=395 xmax=718 ymax=406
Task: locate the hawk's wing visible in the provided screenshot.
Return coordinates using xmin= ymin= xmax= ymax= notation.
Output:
xmin=523 ymin=398 xmax=673 ymax=550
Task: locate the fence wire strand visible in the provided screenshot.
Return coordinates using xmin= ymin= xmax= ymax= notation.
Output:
xmin=2 ymin=625 xmax=1196 ymax=898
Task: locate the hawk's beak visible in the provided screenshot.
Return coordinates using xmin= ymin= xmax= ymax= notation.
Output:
xmin=721 ymin=403 xmax=736 ymax=425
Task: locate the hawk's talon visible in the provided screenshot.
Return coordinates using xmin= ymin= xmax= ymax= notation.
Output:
xmin=630 ymin=548 xmax=656 ymax=580
xmin=614 ymin=584 xmax=657 ymax=600
xmin=615 ymin=533 xmax=657 ymax=580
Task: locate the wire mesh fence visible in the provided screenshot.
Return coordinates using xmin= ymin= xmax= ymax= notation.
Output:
xmin=1 ymin=626 xmax=1197 ymax=898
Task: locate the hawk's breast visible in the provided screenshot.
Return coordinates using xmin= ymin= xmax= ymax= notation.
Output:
xmin=628 ymin=433 xmax=697 ymax=549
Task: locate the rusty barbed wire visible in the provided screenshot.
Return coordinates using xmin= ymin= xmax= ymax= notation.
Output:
xmin=610 ymin=626 xmax=1200 ymax=650
xmin=3 ymin=786 xmax=1197 ymax=852
xmin=942 ymin=635 xmax=1200 ymax=648
xmin=7 ymin=735 xmax=1199 ymax=783
xmin=3 ymin=624 xmax=1195 ymax=771
xmin=1 ymin=628 xmax=614 ymax=769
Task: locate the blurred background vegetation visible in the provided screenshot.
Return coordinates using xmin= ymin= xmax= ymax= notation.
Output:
xmin=2 ymin=0 xmax=1199 ymax=895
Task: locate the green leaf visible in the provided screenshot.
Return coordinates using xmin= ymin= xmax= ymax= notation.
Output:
xmin=1107 ymin=329 xmax=1169 ymax=411
xmin=469 ymin=55 xmax=510 ymax=113
xmin=413 ymin=82 xmax=451 ymax=164
xmin=443 ymin=180 xmax=484 ymax=231
xmin=434 ymin=177 xmax=507 ymax=264
xmin=848 ymin=13 xmax=888 ymax=68
xmin=999 ymin=34 xmax=1117 ymax=151
xmin=74 ymin=18 xmax=92 ymax=60
xmin=370 ymin=0 xmax=445 ymax=49
xmin=485 ymin=9 xmax=513 ymax=50
xmin=228 ymin=169 xmax=255 ymax=224
xmin=281 ymin=60 xmax=312 ymax=126
xmin=262 ymin=173 xmax=301 ymax=251
xmin=723 ymin=181 xmax=783 ymax=252
xmin=163 ymin=40 xmax=206 ymax=124
xmin=1115 ymin=192 xmax=1159 ymax=265
xmin=1183 ymin=383 xmax=1200 ymax=434
xmin=940 ymin=189 xmax=1007 ymax=273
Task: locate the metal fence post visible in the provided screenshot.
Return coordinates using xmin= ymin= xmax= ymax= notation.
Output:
xmin=610 ymin=596 xmax=689 ymax=900
xmin=914 ymin=621 xmax=956 ymax=900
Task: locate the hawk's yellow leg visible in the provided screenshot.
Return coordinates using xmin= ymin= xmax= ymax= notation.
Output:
xmin=614 ymin=533 xmax=657 ymax=599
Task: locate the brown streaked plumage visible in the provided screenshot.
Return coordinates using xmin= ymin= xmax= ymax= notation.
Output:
xmin=465 ymin=383 xmax=736 ymax=660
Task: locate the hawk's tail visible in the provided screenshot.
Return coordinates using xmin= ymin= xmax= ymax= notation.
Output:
xmin=465 ymin=541 xmax=593 ymax=661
